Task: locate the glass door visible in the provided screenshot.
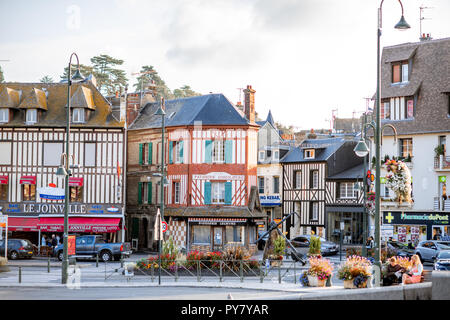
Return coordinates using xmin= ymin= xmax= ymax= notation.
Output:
xmin=213 ymin=227 xmax=223 ymax=251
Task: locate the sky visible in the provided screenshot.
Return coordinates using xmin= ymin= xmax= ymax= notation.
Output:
xmin=1 ymin=0 xmax=449 ymax=130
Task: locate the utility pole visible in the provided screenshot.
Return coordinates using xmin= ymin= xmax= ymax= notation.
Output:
xmin=419 ymin=6 xmax=433 ymax=37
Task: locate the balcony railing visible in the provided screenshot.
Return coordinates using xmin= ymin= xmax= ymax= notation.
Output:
xmin=434 ymin=156 xmax=450 ymax=170
xmin=433 ymin=197 xmax=450 ymax=211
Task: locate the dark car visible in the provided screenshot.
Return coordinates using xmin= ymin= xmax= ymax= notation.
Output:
xmin=387 ymin=241 xmax=414 ymax=258
xmin=291 ymin=235 xmax=339 ymax=256
xmin=256 ymin=232 xmax=269 ymax=250
xmin=434 ymin=251 xmax=450 ymax=271
xmin=0 ymin=239 xmax=34 ymax=260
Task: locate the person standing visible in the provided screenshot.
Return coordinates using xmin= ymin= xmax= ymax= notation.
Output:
xmin=41 ymin=234 xmax=47 ymax=247
xmin=51 ymin=234 xmax=57 ymax=249
xmin=56 ymin=234 xmax=61 ymax=245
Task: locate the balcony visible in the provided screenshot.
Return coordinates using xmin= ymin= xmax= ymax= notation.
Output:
xmin=434 ymin=197 xmax=450 ymax=211
xmin=434 ymin=156 xmax=450 ymax=171
xmin=381 ymin=197 xmax=414 ymax=209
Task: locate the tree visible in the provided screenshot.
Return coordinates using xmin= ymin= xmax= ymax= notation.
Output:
xmin=173 ymin=85 xmax=201 ymax=99
xmin=0 ymin=66 xmax=4 ymax=83
xmin=90 ymin=54 xmax=128 ymax=95
xmin=133 ymin=65 xmax=173 ymax=100
xmin=39 ymin=75 xmax=54 ymax=83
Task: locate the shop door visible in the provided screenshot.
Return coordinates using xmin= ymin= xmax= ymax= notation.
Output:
xmin=213 ymin=227 xmax=223 ymax=251
xmin=432 ymin=226 xmax=445 ymax=240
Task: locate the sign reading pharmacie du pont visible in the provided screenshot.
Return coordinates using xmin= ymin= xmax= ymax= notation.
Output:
xmin=383 ymin=211 xmax=450 ymax=226
xmin=3 ymin=203 xmax=122 ymax=216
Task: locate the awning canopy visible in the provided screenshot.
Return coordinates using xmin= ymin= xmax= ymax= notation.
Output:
xmin=0 ymin=175 xmax=8 ymax=184
xmin=188 ymin=217 xmax=248 ymax=225
xmin=69 ymin=177 xmax=84 ymax=187
xmin=7 ymin=217 xmax=40 ymax=232
xmin=38 ymin=217 xmax=121 ymax=233
xmin=20 ymin=176 xmax=36 ymax=185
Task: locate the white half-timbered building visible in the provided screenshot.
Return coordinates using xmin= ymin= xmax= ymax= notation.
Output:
xmin=0 ymin=81 xmax=125 ymax=245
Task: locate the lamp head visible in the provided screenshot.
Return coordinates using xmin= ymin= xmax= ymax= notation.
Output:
xmin=154 ymin=106 xmax=166 ymax=116
xmin=71 ymin=68 xmax=85 ymax=82
xmin=394 ymin=15 xmax=410 ymax=30
xmin=354 ymin=138 xmax=370 ymax=158
xmin=56 ymin=166 xmax=68 ymax=177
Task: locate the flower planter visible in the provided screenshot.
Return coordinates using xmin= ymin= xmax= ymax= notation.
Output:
xmin=307 ymin=275 xmax=326 ymax=287
xmin=343 ymin=279 xmax=367 ymax=289
xmin=271 ymin=260 xmax=282 ymax=267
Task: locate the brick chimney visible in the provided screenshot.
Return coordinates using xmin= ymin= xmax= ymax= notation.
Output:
xmin=243 ymin=85 xmax=256 ymax=123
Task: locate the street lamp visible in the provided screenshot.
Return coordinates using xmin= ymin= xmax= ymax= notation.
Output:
xmin=154 ymin=97 xmax=166 ymax=285
xmin=374 ymin=0 xmax=410 ymax=286
xmin=59 ymin=53 xmax=84 ymax=284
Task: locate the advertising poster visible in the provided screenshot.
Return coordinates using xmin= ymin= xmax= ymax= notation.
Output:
xmin=68 ymin=235 xmax=76 ymax=256
xmin=398 ymin=226 xmax=407 ymax=242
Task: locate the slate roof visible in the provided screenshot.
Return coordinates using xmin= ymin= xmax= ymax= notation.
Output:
xmin=0 ymin=81 xmax=123 ymax=128
xmin=129 ymin=94 xmax=252 ymax=130
xmin=256 ymin=110 xmax=275 ymax=127
xmin=327 ymin=163 xmax=365 ymax=180
xmin=280 ymin=138 xmax=345 ymax=163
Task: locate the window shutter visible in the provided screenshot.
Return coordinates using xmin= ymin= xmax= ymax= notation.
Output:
xmin=138 ymin=182 xmax=143 ymax=204
xmin=148 ymin=143 xmax=152 ymax=164
xmin=309 ymin=171 xmax=314 ymax=188
xmin=205 ymin=140 xmax=212 ymax=163
xmin=179 ymin=140 xmax=184 ymax=163
xmin=225 ymin=140 xmax=233 ymax=164
xmin=204 ymin=181 xmax=211 ymax=205
xmin=169 ymin=141 xmax=173 ymax=164
xmin=225 ymin=182 xmax=232 ymax=205
xmin=147 ymin=182 xmax=152 ymax=204
xmin=139 ymin=144 xmax=143 ymax=165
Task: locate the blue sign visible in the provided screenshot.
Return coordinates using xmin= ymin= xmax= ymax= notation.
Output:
xmin=260 ymin=194 xmax=281 ymax=206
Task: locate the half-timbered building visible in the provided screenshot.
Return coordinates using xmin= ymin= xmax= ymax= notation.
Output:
xmin=281 ymin=136 xmax=362 ymax=239
xmin=0 ymin=80 xmax=125 ymax=245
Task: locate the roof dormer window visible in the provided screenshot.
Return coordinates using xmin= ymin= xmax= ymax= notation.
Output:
xmin=304 ymin=149 xmax=315 ymax=159
xmin=72 ymin=108 xmax=85 ymax=123
xmin=392 ymin=61 xmax=409 ymax=84
xmin=0 ymin=108 xmax=9 ymax=123
xmin=25 ymin=109 xmax=37 ymax=125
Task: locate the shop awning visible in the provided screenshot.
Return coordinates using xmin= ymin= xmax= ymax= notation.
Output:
xmin=7 ymin=217 xmax=40 ymax=232
xmin=20 ymin=176 xmax=36 ymax=185
xmin=38 ymin=217 xmax=121 ymax=233
xmin=188 ymin=218 xmax=247 ymax=225
xmin=69 ymin=177 xmax=84 ymax=187
xmin=0 ymin=175 xmax=8 ymax=184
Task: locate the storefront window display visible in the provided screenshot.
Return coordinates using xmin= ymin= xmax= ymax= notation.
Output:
xmin=192 ymin=225 xmax=211 ymax=244
xmin=392 ymin=225 xmax=427 ymax=244
xmin=225 ymin=226 xmax=244 ymax=244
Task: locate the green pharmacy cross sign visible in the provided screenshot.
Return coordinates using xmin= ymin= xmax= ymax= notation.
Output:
xmin=439 ymin=176 xmax=447 ymax=183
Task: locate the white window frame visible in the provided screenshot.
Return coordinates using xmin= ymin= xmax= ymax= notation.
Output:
xmin=339 ymin=182 xmax=357 ymax=199
xmin=0 ymin=109 xmax=9 ymax=123
xmin=258 ymin=151 xmax=265 ymax=162
xmin=43 ymin=142 xmax=63 ymax=166
xmin=211 ymin=182 xmax=225 ymax=204
xmin=174 ymin=142 xmax=182 ymax=164
xmin=273 ymin=176 xmax=280 ymax=194
xmin=304 ymin=149 xmax=315 ymax=159
xmin=401 ymin=63 xmax=409 ymax=83
xmin=400 ymin=138 xmax=413 ymax=158
xmin=295 ymin=171 xmax=302 ymax=189
xmin=212 ymin=140 xmax=224 ymax=163
xmin=258 ymin=177 xmax=265 ymax=194
xmin=311 ymin=170 xmax=319 ymax=189
xmin=174 ymin=182 xmax=180 ymax=204
xmin=273 ymin=150 xmax=279 ymax=161
xmin=72 ymin=108 xmax=85 ymax=123
xmin=311 ymin=202 xmax=319 ymax=221
xmin=26 ymin=109 xmax=37 ymax=124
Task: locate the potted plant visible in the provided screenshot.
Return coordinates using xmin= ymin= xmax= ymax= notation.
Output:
xmin=305 ymin=256 xmax=333 ymax=287
xmin=337 ymin=255 xmax=372 ymax=289
xmin=435 ymin=145 xmax=445 ymax=157
xmin=269 ymin=235 xmax=285 ymax=266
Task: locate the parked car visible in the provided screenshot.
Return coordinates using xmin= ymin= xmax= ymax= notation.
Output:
xmin=0 ymin=239 xmax=34 ymax=260
xmin=53 ymin=235 xmax=131 ymax=262
xmin=256 ymin=231 xmax=269 ymax=250
xmin=290 ymin=235 xmax=339 ymax=256
xmin=434 ymin=250 xmax=450 ymax=271
xmin=414 ymin=240 xmax=450 ymax=263
xmin=387 ymin=241 xmax=414 ymax=258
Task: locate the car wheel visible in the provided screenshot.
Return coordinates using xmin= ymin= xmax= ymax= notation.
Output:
xmin=9 ymin=251 xmax=19 ymax=260
xmin=57 ymin=251 xmax=64 ymax=261
xmin=100 ymin=250 xmax=112 ymax=262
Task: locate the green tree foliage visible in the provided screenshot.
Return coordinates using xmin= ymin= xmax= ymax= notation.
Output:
xmin=39 ymin=75 xmax=54 ymax=83
xmin=0 ymin=66 xmax=4 ymax=83
xmin=308 ymin=235 xmax=321 ymax=255
xmin=133 ymin=65 xmax=173 ymax=101
xmin=273 ymin=235 xmax=286 ymax=256
xmin=173 ymin=85 xmax=201 ymax=99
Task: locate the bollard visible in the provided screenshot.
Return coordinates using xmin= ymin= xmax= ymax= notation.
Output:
xmin=260 ymin=261 xmax=264 ymax=283
xmin=294 ymin=262 xmax=297 ymax=284
xmin=175 ymin=261 xmax=178 ymax=282
xmin=48 ymin=256 xmax=50 ymax=273
xmin=96 ymin=254 xmax=99 ymax=268
xmin=197 ymin=260 xmax=200 ymax=282
xmin=278 ymin=263 xmax=281 ymax=284
xmin=219 ymin=261 xmax=223 ymax=282
xmin=240 ymin=260 xmax=243 ymax=283
xmin=18 ymin=267 xmax=22 ymax=283
xmin=120 ymin=256 xmax=124 ymax=269
xmin=151 ymin=263 xmax=154 ymax=282
xmin=104 ymin=261 xmax=107 ymax=281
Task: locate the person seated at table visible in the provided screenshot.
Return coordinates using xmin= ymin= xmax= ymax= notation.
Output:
xmin=383 ymin=257 xmax=405 ymax=286
xmin=402 ymin=254 xmax=423 ymax=284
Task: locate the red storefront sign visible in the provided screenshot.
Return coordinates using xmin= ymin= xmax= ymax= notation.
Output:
xmin=7 ymin=217 xmax=40 ymax=232
xmin=38 ymin=217 xmax=121 ymax=233
xmin=0 ymin=175 xmax=8 ymax=184
xmin=19 ymin=176 xmax=36 ymax=185
xmin=69 ymin=177 xmax=84 ymax=187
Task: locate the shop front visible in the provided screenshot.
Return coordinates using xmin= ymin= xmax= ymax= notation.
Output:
xmin=382 ymin=211 xmax=450 ymax=244
xmin=326 ymin=206 xmax=364 ymax=245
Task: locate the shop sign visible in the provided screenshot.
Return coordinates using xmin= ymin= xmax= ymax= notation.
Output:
xmin=4 ymin=203 xmax=122 ymax=216
xmin=259 ymin=194 xmax=281 ymax=206
xmin=383 ymin=211 xmax=450 ymax=225
xmin=193 ymin=172 xmax=244 ymax=181
xmin=439 ymin=176 xmax=447 ymax=183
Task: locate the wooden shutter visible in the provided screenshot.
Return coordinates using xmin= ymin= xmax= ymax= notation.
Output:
xmin=205 ymin=140 xmax=212 ymax=163
xmin=225 ymin=182 xmax=232 ymax=204
xmin=204 ymin=181 xmax=211 ymax=205
xmin=139 ymin=144 xmax=143 ymax=165
xmin=169 ymin=141 xmax=173 ymax=164
xmin=225 ymin=140 xmax=233 ymax=164
xmin=148 ymin=142 xmax=152 ymax=164
xmin=138 ymin=182 xmax=143 ymax=204
xmin=392 ymin=64 xmax=401 ymax=83
xmin=147 ymin=182 xmax=152 ymax=204
xmin=179 ymin=140 xmax=184 ymax=163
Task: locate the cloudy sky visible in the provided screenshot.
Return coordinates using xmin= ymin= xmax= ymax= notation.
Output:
xmin=1 ymin=0 xmax=449 ymax=129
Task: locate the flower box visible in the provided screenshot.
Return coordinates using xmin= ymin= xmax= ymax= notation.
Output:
xmin=343 ymin=279 xmax=367 ymax=289
xmin=307 ymin=275 xmax=326 ymax=287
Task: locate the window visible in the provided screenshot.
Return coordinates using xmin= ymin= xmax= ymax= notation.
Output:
xmin=212 ymin=182 xmax=225 ymax=204
xmin=193 ymin=225 xmax=211 ymax=244
xmin=212 ymin=140 xmax=224 ymax=163
xmin=84 ymin=143 xmax=96 ymax=167
xmin=339 ymin=182 xmax=358 ymax=199
xmin=0 ymin=109 xmax=9 ymax=123
xmin=174 ymin=141 xmax=183 ymax=163
xmin=138 ymin=182 xmax=152 ymax=204
xmin=439 ymin=136 xmax=446 ymax=155
xmin=380 ymin=183 xmax=390 ymax=198
xmin=304 ymin=149 xmax=315 ymax=159
xmin=381 ymin=100 xmax=390 ymax=119
xmin=273 ymin=176 xmax=280 ymax=194
xmin=72 ymin=108 xmax=85 ymax=123
xmin=295 ymin=171 xmax=302 ymax=189
xmin=258 ymin=177 xmax=265 ymax=194
xmin=310 ymin=170 xmax=319 ymax=189
xmin=43 ymin=143 xmax=63 ymax=166
xmin=22 ymin=184 xmax=36 ymax=201
xmin=0 ymin=184 xmax=7 ymax=201
xmin=400 ymin=138 xmax=413 ymax=158
xmin=266 ymin=150 xmax=272 ymax=158
xmin=140 ymin=143 xmax=153 ymax=165
xmin=173 ymin=181 xmax=180 ymax=204
xmin=26 ymin=109 xmax=37 ymax=124
xmin=69 ymin=186 xmax=83 ymax=202
xmin=384 ymin=97 xmax=414 ymax=120
xmin=392 ymin=61 xmax=409 ymax=83
xmin=226 ymin=226 xmax=244 ymax=243
xmin=0 ymin=142 xmax=11 ymax=165
xmin=310 ymin=202 xmax=319 ymax=221
xmin=258 ymin=151 xmax=265 ymax=162
xmin=273 ymin=150 xmax=279 ymax=161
